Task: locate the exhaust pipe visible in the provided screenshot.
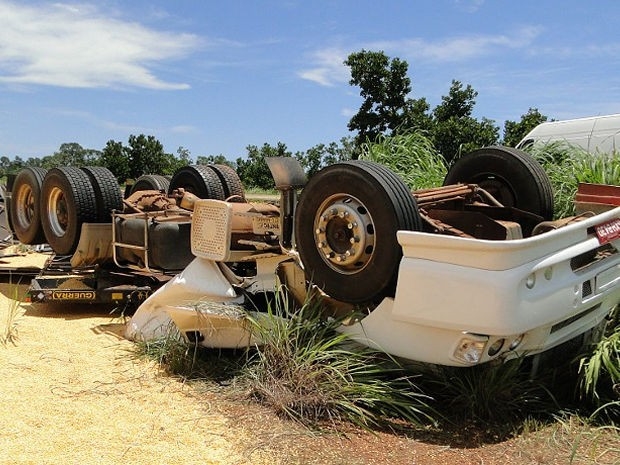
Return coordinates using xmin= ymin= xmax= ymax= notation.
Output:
xmin=265 ymin=157 xmax=307 ymax=250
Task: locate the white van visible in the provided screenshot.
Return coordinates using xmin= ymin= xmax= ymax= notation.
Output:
xmin=516 ymin=113 xmax=620 ymax=154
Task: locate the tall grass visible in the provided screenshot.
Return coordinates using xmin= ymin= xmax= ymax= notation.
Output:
xmin=578 ymin=307 xmax=620 ymax=423
xmin=421 ymin=359 xmax=558 ymax=424
xmin=241 ymin=298 xmax=437 ymax=428
xmin=359 ymin=130 xmax=447 ymax=190
xmin=526 ymin=141 xmax=620 ymax=218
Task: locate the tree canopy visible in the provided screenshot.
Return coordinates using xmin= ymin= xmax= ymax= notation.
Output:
xmin=344 ymin=49 xmax=539 ymax=163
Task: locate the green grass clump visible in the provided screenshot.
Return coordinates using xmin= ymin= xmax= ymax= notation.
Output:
xmin=527 ymin=141 xmax=620 ymax=218
xmin=133 ymin=322 xmax=243 ymax=381
xmin=359 ymin=130 xmax=447 ymax=190
xmin=422 ymin=359 xmax=558 ymax=424
xmin=240 ymin=298 xmax=437 ymax=429
xmin=578 ymin=308 xmax=620 ymax=422
xmin=1 ymin=283 xmax=24 ymax=347
xmin=134 ymin=323 xmax=199 ymax=376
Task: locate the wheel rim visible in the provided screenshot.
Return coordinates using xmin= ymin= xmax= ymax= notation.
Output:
xmin=313 ymin=193 xmax=375 ymax=274
xmin=474 ymin=174 xmax=517 ymax=207
xmin=47 ymin=186 xmax=69 ymax=237
xmin=15 ymin=184 xmax=36 ymax=228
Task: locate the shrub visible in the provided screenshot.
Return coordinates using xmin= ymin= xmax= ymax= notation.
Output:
xmin=421 ymin=359 xmax=558 ymax=424
xmin=241 ymin=298 xmax=437 ymax=428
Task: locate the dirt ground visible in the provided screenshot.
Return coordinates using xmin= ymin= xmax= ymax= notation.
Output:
xmin=1 ymin=271 xmax=619 ymax=464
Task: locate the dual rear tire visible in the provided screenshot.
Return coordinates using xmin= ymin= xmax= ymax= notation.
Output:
xmin=168 ymin=164 xmax=245 ymax=202
xmin=10 ymin=164 xmax=245 ymax=255
xmin=11 ymin=166 xmax=122 ymax=255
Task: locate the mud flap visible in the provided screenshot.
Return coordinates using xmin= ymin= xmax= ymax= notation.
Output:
xmin=70 ymin=223 xmax=113 ymax=268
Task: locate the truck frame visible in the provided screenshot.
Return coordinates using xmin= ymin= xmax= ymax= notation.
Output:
xmin=5 ymin=146 xmax=620 ymax=368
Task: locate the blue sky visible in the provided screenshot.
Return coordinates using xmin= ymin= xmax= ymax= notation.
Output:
xmin=1 ymin=0 xmax=619 ymax=161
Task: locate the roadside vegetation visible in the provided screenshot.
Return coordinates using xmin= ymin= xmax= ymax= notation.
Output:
xmin=527 ymin=140 xmax=620 ymax=218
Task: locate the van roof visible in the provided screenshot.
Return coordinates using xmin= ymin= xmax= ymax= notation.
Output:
xmin=516 ymin=113 xmax=620 ymax=153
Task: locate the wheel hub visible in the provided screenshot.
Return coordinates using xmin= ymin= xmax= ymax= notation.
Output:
xmin=48 ymin=187 xmax=69 ymax=236
xmin=15 ymin=185 xmax=35 ymax=226
xmin=314 ymin=195 xmax=375 ymax=273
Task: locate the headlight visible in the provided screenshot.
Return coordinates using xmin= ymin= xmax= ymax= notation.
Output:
xmin=453 ymin=334 xmax=488 ymax=364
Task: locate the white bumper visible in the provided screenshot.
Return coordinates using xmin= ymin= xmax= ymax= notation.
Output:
xmin=125 ymin=257 xmax=249 ymax=347
xmin=343 ymin=207 xmax=620 ymax=366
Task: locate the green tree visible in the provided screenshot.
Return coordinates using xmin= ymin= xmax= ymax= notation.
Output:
xmin=236 ymin=142 xmax=291 ymax=189
xmin=0 ymin=156 xmax=10 ymax=179
xmin=345 ymin=51 xmax=501 ymax=163
xmin=401 ymin=97 xmax=433 ymax=132
xmin=163 ymin=146 xmax=193 ymax=175
xmin=23 ymin=157 xmax=43 ymax=172
xmin=344 ymin=50 xmax=412 ymax=155
xmin=196 ymin=154 xmax=235 ymax=168
xmin=41 ymin=142 xmax=102 ymax=168
xmin=126 ymin=134 xmax=169 ymax=179
xmin=295 ymin=137 xmax=354 ymax=178
xmin=503 ymin=108 xmax=549 ymax=147
xmin=100 ymin=140 xmax=130 ymax=182
xmin=431 ymin=80 xmax=499 ymax=162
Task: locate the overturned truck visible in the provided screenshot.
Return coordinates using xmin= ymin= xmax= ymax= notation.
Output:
xmin=7 ymin=146 xmax=620 ymax=367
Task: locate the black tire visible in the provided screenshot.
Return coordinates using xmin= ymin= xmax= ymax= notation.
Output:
xmin=40 ymin=167 xmax=98 ymax=255
xmin=443 ymin=146 xmax=554 ymax=220
xmin=130 ymin=174 xmax=171 ymax=195
xmin=10 ymin=167 xmax=48 ymax=244
xmin=168 ymin=165 xmax=225 ymax=200
xmin=294 ymin=160 xmax=422 ymax=304
xmin=206 ymin=164 xmax=245 ymax=202
xmin=81 ymin=166 xmax=123 ymax=222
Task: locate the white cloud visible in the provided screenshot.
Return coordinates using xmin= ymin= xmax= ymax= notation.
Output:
xmin=392 ymin=26 xmax=542 ymax=62
xmin=297 ymin=47 xmax=350 ymax=86
xmin=340 ymin=107 xmax=355 ymax=118
xmin=454 ymin=0 xmax=485 ymax=13
xmin=299 ymin=27 xmax=542 ymax=87
xmin=0 ymin=1 xmax=202 ymax=89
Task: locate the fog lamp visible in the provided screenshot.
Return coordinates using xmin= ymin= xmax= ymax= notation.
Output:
xmin=487 ymin=338 xmax=505 ymax=357
xmin=453 ymin=335 xmax=488 ymax=364
xmin=525 ymin=273 xmax=536 ymax=289
xmin=509 ymin=334 xmax=525 ymax=350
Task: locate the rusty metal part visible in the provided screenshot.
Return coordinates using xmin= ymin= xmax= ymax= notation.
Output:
xmin=123 ymin=190 xmax=178 ymax=213
xmin=419 ymin=211 xmax=474 ymax=238
xmin=531 ymin=212 xmax=595 ymax=235
xmin=414 ymin=184 xmax=477 ymax=207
